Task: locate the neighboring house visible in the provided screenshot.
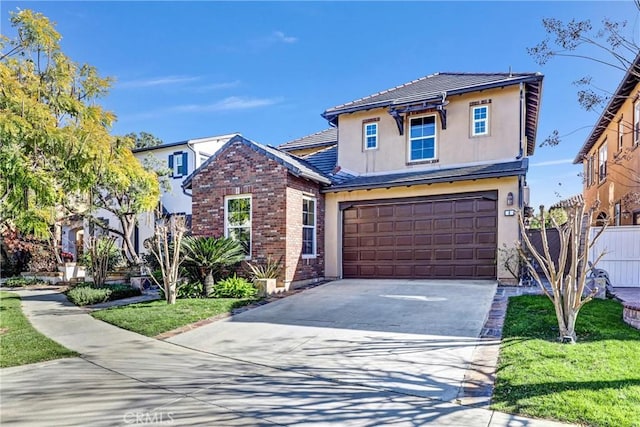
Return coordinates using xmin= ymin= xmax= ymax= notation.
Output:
xmin=574 ymin=53 xmax=640 ymax=226
xmin=60 ymin=133 xmax=238 ymax=261
xmin=185 ymin=72 xmax=544 ymax=288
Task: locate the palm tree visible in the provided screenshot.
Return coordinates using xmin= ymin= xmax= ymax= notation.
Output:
xmin=181 ymin=236 xmax=245 ymax=297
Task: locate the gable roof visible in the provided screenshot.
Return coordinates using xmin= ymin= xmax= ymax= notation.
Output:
xmin=300 ymin=145 xmax=337 ymax=177
xmin=182 ymin=135 xmax=331 ymax=189
xmin=132 ymin=133 xmax=240 ymax=154
xmin=574 ymin=52 xmax=640 ymax=163
xmin=322 ymin=72 xmax=543 ymax=155
xmin=323 ymin=159 xmax=528 ymax=193
xmin=278 ymin=128 xmax=337 ymax=152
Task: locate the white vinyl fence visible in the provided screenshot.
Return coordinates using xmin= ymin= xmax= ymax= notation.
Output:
xmin=590 ymin=226 xmax=640 ymax=288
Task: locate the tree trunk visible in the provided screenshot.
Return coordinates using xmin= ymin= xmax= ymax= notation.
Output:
xmin=167 ymin=281 xmax=177 ymax=305
xmin=203 ymin=270 xmax=214 ymax=297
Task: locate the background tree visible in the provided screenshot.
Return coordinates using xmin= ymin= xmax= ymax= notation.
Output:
xmin=125 ymin=131 xmax=163 ymax=150
xmin=145 ymin=215 xmax=187 ymax=305
xmin=89 ymin=136 xmax=161 ymax=265
xmin=528 ymin=207 xmax=568 ymax=230
xmin=0 ymin=10 xmax=115 ymax=238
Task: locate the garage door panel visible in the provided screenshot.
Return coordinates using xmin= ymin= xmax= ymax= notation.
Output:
xmin=455 ymin=200 xmax=475 ymax=213
xmin=359 ymin=222 xmax=376 ymax=233
xmin=378 ymin=206 xmax=394 ymax=217
xmin=344 ymin=224 xmax=358 ymax=234
xmin=395 ymin=221 xmax=413 ymax=232
xmin=394 ymin=264 xmax=413 ymax=277
xmin=477 ymin=232 xmax=496 ymax=244
xmin=378 ymin=222 xmax=394 ymax=232
xmin=455 ymin=265 xmax=475 ymax=276
xmin=396 ymin=235 xmax=413 ymax=246
xmin=395 ymin=205 xmax=413 ymax=217
xmin=434 ymin=234 xmax=453 ymax=245
xmin=477 ymin=217 xmax=497 ymax=228
xmin=434 ymin=218 xmax=453 ymax=229
xmin=477 ymin=248 xmax=496 ymax=259
xmin=359 ymin=237 xmax=376 ymax=246
xmin=455 ymin=248 xmax=474 ymax=259
xmin=342 ymin=192 xmax=497 ymax=279
xmin=378 ymin=236 xmax=394 ymax=246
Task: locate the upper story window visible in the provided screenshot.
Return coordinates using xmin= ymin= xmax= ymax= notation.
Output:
xmin=586 ymin=155 xmax=594 ymax=187
xmin=169 ymin=151 xmax=188 ymax=178
xmin=618 ymin=118 xmax=624 ymax=151
xmin=302 ymin=197 xmax=316 ymax=257
xmin=363 ymin=122 xmax=378 ymax=150
xmin=598 ymin=141 xmax=607 ymax=183
xmin=634 ymin=100 xmax=640 ymax=146
xmin=224 ymin=195 xmax=251 ymax=258
xmin=408 ymin=115 xmax=436 ymax=162
xmin=471 ymin=105 xmax=489 ymax=136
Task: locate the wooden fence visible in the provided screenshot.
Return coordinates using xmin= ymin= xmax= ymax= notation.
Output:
xmin=590 ymin=226 xmax=640 ymax=288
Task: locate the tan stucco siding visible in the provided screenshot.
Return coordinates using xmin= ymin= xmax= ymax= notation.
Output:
xmin=336 ymin=86 xmax=522 ymax=174
xmin=582 ymin=81 xmax=640 ymax=225
xmin=324 ymin=177 xmax=521 ymax=281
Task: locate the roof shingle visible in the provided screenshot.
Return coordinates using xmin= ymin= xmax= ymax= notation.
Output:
xmin=278 ymin=128 xmax=337 ymax=152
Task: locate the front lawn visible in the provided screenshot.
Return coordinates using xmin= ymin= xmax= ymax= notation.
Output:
xmin=91 ymin=298 xmax=256 ymax=337
xmin=0 ymin=291 xmax=77 ymax=367
xmin=492 ymin=295 xmax=640 ymax=427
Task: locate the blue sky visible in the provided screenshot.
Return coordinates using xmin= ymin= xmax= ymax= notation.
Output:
xmin=2 ymin=1 xmax=638 ymax=209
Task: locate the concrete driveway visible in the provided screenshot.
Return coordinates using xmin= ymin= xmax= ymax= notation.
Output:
xmin=168 ymin=279 xmax=497 ymax=402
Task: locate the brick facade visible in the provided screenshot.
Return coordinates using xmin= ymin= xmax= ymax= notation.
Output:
xmin=191 ymin=139 xmax=324 ymax=288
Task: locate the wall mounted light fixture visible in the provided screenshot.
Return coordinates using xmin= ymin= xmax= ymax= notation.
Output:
xmin=507 ymin=192 xmax=514 ymax=206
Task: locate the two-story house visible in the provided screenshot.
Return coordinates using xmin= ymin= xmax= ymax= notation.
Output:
xmin=574 ymin=53 xmax=640 ymax=226
xmin=60 ymin=133 xmax=238 ymax=261
xmin=185 ymin=72 xmax=544 ymax=288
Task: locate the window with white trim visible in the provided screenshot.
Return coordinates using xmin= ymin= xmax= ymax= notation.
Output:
xmin=471 ymin=105 xmax=489 ymax=136
xmin=364 ymin=122 xmax=378 ymax=150
xmin=302 ymin=197 xmax=316 ymax=257
xmin=225 ymin=195 xmax=251 ymax=257
xmin=408 ymin=115 xmax=436 ymax=162
xmin=614 ymin=201 xmax=621 ymax=226
xmin=598 ymin=141 xmax=607 ymax=183
xmin=168 ymin=151 xmax=188 ymax=178
xmin=618 ymin=118 xmax=624 ymax=151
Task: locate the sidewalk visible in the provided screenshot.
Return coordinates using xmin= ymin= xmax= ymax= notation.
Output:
xmin=0 ymin=288 xmax=576 ymax=426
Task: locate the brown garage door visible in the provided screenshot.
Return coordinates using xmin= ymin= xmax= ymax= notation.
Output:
xmin=342 ymin=191 xmax=497 ymax=279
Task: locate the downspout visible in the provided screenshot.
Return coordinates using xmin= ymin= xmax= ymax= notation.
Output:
xmin=182 ymin=140 xmax=198 ymax=198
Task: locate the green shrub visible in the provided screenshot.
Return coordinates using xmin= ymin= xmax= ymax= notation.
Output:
xmin=67 ymin=286 xmax=111 ymax=306
xmin=108 ymin=283 xmax=142 ymax=300
xmin=4 ymin=277 xmax=46 ymax=287
xmin=158 ymin=280 xmax=203 ymax=300
xmin=213 ymin=275 xmax=257 ymax=299
xmin=66 ymin=282 xmax=141 ymax=306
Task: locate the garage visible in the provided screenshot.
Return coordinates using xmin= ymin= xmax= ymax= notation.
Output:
xmin=341 ymin=191 xmax=498 ymax=279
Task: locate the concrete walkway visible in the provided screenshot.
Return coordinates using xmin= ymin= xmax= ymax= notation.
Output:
xmin=0 ymin=288 xmax=576 ymax=426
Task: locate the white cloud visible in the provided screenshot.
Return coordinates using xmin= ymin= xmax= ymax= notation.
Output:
xmin=272 ymin=31 xmax=298 ymax=44
xmin=173 ymin=96 xmax=282 ymax=113
xmin=118 ymin=75 xmax=200 ymax=89
xmin=196 ymin=80 xmax=242 ymax=92
xmin=530 ymin=158 xmax=574 ymax=167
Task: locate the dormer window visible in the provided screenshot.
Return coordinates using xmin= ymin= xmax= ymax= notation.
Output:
xmin=408 ymin=115 xmax=437 ymax=162
xmin=363 ymin=121 xmax=378 ymax=150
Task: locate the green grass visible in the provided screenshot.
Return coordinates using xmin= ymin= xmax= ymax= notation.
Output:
xmin=492 ymin=295 xmax=640 ymax=427
xmin=0 ymin=292 xmax=77 ymax=368
xmin=91 ymin=298 xmax=256 ymax=337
